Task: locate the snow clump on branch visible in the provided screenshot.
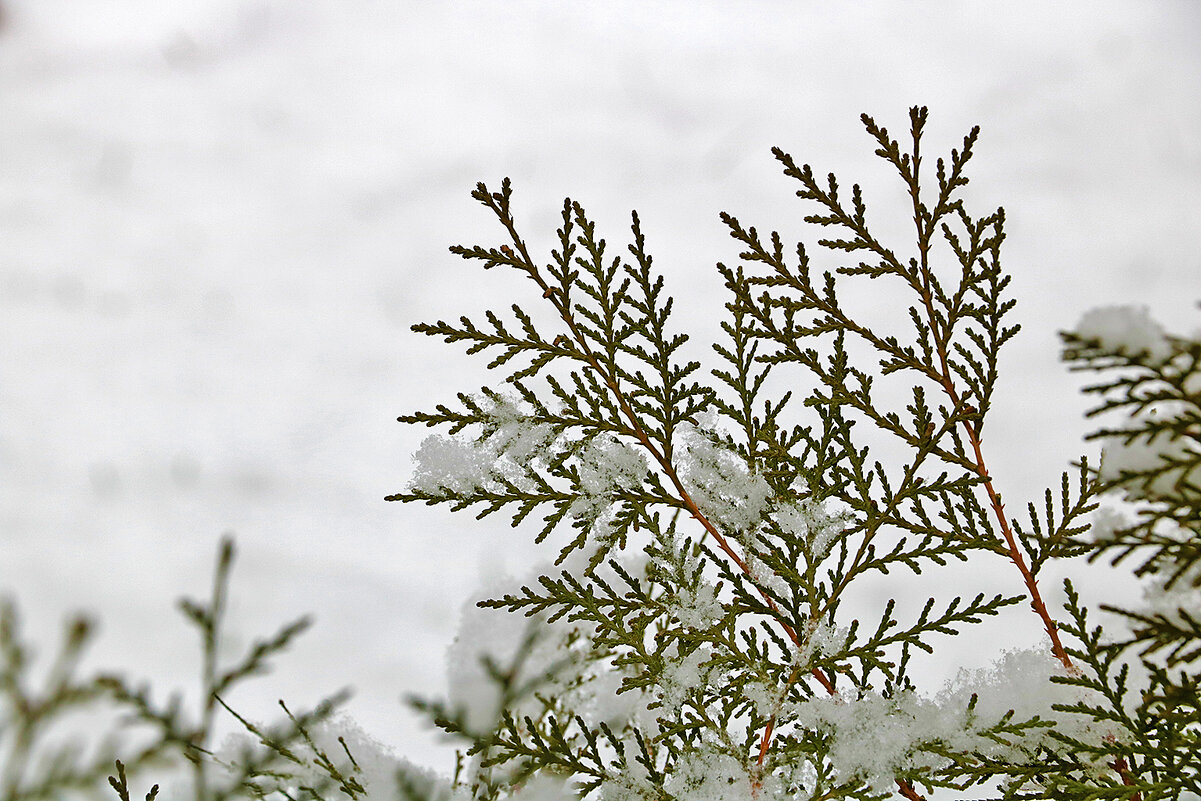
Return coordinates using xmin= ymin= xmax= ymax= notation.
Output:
xmin=1073 ymin=305 xmax=1171 ymax=362
xmin=569 ymin=434 xmax=649 ymax=523
xmin=675 ymin=414 xmax=773 ymax=536
xmin=787 ymin=647 xmax=1111 ymax=792
xmin=446 ymin=551 xmax=655 ymax=738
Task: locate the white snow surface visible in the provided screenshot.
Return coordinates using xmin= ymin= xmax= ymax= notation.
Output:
xmin=1 ymin=0 xmax=1200 ymax=786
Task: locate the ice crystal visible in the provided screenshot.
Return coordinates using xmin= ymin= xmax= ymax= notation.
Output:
xmin=651 ymin=530 xmax=725 ymax=631
xmin=770 ymin=498 xmax=845 ymax=561
xmin=483 ymin=394 xmax=559 ymax=464
xmin=791 ymin=689 xmax=936 ymax=793
xmin=657 ymin=645 xmax=713 ymax=715
xmin=663 ymin=745 xmax=757 ymax=801
xmin=938 ymin=647 xmax=1111 ymax=753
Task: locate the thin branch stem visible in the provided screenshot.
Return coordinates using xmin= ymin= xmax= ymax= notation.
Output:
xmin=915 ymin=231 xmax=1073 ymax=674
xmin=1109 ymin=756 xmax=1143 ymax=801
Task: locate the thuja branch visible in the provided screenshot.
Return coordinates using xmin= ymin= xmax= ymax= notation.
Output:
xmin=458 ymin=181 xmax=834 ymax=692
xmin=742 ymin=107 xmax=1074 ymax=673
xmin=711 ymin=107 xmax=1129 ymax=796
xmin=869 ymin=109 xmax=1073 ymax=674
xmin=430 ymin=182 xmax=940 ymax=799
xmin=453 ymin=181 xmax=931 ymax=801
xmin=399 ymin=111 xmax=1153 ymax=798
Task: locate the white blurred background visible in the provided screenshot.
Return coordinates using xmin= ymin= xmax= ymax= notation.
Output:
xmin=1 ymin=0 xmax=1199 ymax=774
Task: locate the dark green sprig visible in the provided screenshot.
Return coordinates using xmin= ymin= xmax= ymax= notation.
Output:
xmin=1013 ymin=460 xmax=1101 ymax=576
xmin=395 ymin=107 xmax=1187 ymax=799
xmin=108 ymin=760 xmax=159 ymax=801
xmin=0 ymin=601 xmax=169 ymax=801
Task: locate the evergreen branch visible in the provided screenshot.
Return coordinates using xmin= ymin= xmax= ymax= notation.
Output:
xmin=857 ymin=592 xmax=1022 ymax=663
xmin=1013 ymin=460 xmax=1102 ymax=576
xmin=439 ymin=180 xmax=844 ymax=694
xmin=0 ymin=603 xmax=172 ymax=801
xmin=212 ymin=615 xmax=313 ymax=699
xmin=485 ymin=713 xmax=613 ymax=786
xmin=1102 ymin=604 xmax=1201 ymax=666
xmin=410 ymin=305 xmax=582 ymax=381
xmin=391 ymin=108 xmax=1201 ymax=799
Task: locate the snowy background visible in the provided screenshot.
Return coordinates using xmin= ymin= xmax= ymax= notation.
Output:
xmin=1 ymin=0 xmax=1199 ymax=775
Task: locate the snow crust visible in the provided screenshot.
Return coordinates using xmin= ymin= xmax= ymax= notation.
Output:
xmin=207 ymin=713 xmax=419 ymax=799
xmin=1141 ymin=559 xmax=1201 ymax=632
xmin=445 ymin=548 xmax=655 ymax=740
xmin=408 ymin=394 xmax=562 ymax=497
xmin=1098 ymin=422 xmax=1199 ymax=499
xmin=569 ymin=434 xmax=650 ymax=538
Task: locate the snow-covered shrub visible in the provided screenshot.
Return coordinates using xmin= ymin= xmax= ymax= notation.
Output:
xmin=391 ymin=108 xmax=1200 ymax=800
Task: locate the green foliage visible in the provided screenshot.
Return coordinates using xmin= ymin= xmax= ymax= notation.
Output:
xmin=1063 ymin=318 xmax=1201 ymax=585
xmin=1051 ymin=309 xmax=1201 ymax=798
xmin=0 ymin=600 xmax=164 ymax=800
xmin=3 ymin=105 xmax=1197 ymax=801
xmin=1 ymin=537 xmax=382 ymax=801
xmin=393 ymin=107 xmax=1184 ymax=800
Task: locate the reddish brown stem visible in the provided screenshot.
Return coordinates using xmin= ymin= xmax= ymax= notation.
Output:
xmin=1109 ymin=756 xmax=1143 ymax=801
xmin=907 ymin=165 xmax=1123 ymax=793
xmin=916 ymin=267 xmax=1073 ymax=672
xmin=963 ymin=415 xmax=1074 ymax=672
xmin=925 ymin=318 xmax=1073 ymax=671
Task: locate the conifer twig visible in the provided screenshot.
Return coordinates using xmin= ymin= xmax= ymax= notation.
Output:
xmin=400 ymin=114 xmax=1193 ymax=796
xmin=895 ymin=115 xmax=1074 ymax=673
xmin=471 ymin=179 xmax=930 ymax=800
xmin=475 ymin=183 xmax=835 ymax=686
